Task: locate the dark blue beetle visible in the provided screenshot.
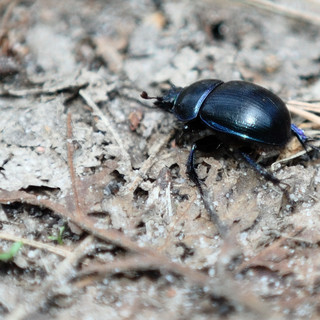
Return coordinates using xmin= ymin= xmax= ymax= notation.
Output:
xmin=141 ymin=79 xmax=309 ymax=189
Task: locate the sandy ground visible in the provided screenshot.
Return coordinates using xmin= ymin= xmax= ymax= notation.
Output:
xmin=1 ymin=0 xmax=320 ymax=319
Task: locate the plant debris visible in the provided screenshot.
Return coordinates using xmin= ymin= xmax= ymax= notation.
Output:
xmin=1 ymin=0 xmax=320 ymax=319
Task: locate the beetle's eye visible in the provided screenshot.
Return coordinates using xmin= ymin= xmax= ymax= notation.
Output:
xmin=162 ymin=88 xmax=182 ymax=105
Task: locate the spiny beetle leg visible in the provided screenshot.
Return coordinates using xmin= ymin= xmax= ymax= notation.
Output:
xmin=186 ymin=136 xmax=221 ymax=191
xmin=239 ymin=151 xmax=289 ymax=188
xmin=291 ymin=124 xmax=309 ymax=156
xmin=186 ymin=139 xmax=227 ymax=236
xmin=186 ymin=143 xmax=203 ymax=193
xmin=186 ymin=136 xmax=222 ymax=190
xmin=291 ymin=123 xmax=320 ymax=157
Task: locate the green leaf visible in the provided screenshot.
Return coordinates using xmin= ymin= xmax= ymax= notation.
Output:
xmin=48 ymin=226 xmax=65 ymax=245
xmin=0 ymin=242 xmax=23 ymax=262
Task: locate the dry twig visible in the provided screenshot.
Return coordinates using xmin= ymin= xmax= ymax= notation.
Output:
xmin=67 ymin=112 xmax=81 ymax=217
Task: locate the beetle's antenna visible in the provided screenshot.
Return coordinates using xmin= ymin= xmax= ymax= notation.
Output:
xmin=140 ymin=91 xmax=163 ymax=101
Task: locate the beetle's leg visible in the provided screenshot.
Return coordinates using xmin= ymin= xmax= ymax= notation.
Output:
xmin=291 ymin=123 xmax=320 ymax=155
xmin=186 ymin=139 xmax=227 ymax=236
xmin=186 ymin=136 xmax=221 ymax=190
xmin=186 ymin=143 xmax=203 ymax=191
xmin=291 ymin=124 xmax=309 ymax=154
xmin=239 ymin=151 xmax=293 ymax=213
xmin=239 ymin=152 xmax=284 ymax=186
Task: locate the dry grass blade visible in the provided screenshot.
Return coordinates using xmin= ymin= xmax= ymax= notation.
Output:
xmin=0 ymin=232 xmax=70 ymax=257
xmin=287 ymin=102 xmax=320 ymax=126
xmin=287 ymin=100 xmax=320 ymax=112
xmin=236 ymin=0 xmax=320 ymax=26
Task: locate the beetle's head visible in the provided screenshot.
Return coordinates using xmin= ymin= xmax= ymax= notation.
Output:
xmin=140 ymin=86 xmax=183 ymax=112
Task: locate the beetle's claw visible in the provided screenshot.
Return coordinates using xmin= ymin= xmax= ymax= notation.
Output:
xmin=308 ymin=143 xmax=320 ymax=153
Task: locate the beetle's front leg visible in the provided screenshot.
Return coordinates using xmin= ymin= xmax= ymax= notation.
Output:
xmin=186 ymin=138 xmax=227 ymax=236
xmin=186 ymin=143 xmax=202 ymax=190
xmin=186 ymin=136 xmax=222 ymax=190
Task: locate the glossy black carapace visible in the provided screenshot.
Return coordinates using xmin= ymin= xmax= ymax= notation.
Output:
xmin=141 ymin=80 xmax=307 ymax=145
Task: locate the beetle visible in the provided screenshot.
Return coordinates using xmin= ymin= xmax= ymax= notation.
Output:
xmin=140 ymin=79 xmax=318 ymax=235
xmin=140 ymin=79 xmax=311 ymax=190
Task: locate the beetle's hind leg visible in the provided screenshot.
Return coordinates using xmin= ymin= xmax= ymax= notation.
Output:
xmin=291 ymin=123 xmax=320 ymax=155
xmin=239 ymin=152 xmax=283 ymax=186
xmin=291 ymin=124 xmax=309 ymax=154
